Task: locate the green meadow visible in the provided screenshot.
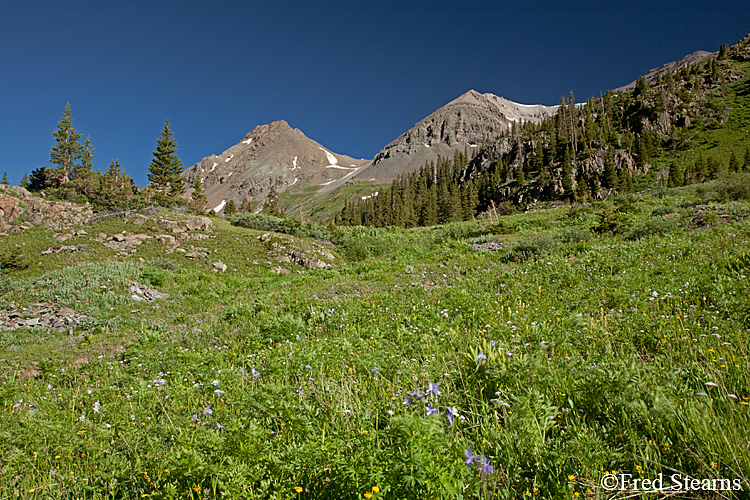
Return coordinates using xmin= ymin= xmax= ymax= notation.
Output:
xmin=0 ymin=181 xmax=748 ymax=499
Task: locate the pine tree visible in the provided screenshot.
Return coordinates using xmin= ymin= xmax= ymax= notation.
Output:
xmin=191 ymin=177 xmax=208 ymax=210
xmin=668 ymin=159 xmax=684 ymax=187
xmin=602 ymin=152 xmax=618 ymax=190
xmin=1 ymin=171 xmax=8 ymax=185
xmin=74 ymin=136 xmax=95 ymax=178
xmin=224 ymin=199 xmax=236 ymax=216
xmin=27 ymin=168 xmax=49 ymax=192
xmin=50 ymin=103 xmax=83 ymax=183
xmin=148 ymin=120 xmax=184 ymax=196
xmin=264 ymin=184 xmax=282 ymax=216
xmin=105 ymin=159 xmax=123 ymax=178
xmin=20 ymin=173 xmax=29 ymax=189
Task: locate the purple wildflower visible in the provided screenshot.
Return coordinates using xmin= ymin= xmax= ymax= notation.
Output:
xmin=446 ymin=407 xmax=458 ymax=427
xmin=426 ymin=404 xmax=438 ymax=416
xmin=427 ymin=382 xmax=441 ymax=395
xmin=474 ymin=353 xmax=487 ymax=363
xmin=464 ymin=449 xmax=479 ymax=467
xmin=372 ymin=365 xmax=380 ymax=376
xmin=212 ymin=380 xmax=220 ymax=387
xmin=305 ymin=365 xmax=313 ymax=370
xmin=476 ymin=456 xmax=495 ymax=477
xmin=251 ymin=367 xmax=260 ymax=379
xmin=203 ymin=405 xmax=213 ymax=416
xmin=215 ymin=422 xmax=225 ymax=430
xmin=213 ymin=389 xmax=224 ymax=396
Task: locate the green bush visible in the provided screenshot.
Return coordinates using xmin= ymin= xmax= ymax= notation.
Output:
xmin=626 ymin=216 xmax=681 ymax=240
xmin=507 ymin=233 xmax=558 ymax=261
xmin=714 ymin=172 xmax=750 ymax=201
xmin=560 ymin=228 xmax=592 ymax=243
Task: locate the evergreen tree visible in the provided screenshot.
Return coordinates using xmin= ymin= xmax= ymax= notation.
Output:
xmin=148 ymin=120 xmax=184 ymax=196
xmin=50 ymin=103 xmax=83 ymax=183
xmin=105 ymin=159 xmax=123 ymax=178
xmin=744 ymin=147 xmax=750 ymax=171
xmin=75 ymin=136 xmax=95 ymax=178
xmin=27 ymin=167 xmax=49 ymax=192
xmin=191 ymin=177 xmax=208 ymax=210
xmin=224 ymin=199 xmax=236 ymax=216
xmin=602 ymin=153 xmax=618 ymax=190
xmin=1 ymin=171 xmax=8 ymax=185
xmin=668 ymin=159 xmax=684 ymax=187
xmin=264 ymin=184 xmax=282 ymax=216
xmin=20 ymin=173 xmax=29 ymax=189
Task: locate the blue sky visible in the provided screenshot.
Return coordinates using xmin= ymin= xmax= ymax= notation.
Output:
xmin=2 ymin=0 xmax=749 ymax=186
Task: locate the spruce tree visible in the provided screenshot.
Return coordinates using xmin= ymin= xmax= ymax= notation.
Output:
xmin=20 ymin=173 xmax=29 ymax=189
xmin=50 ymin=103 xmax=83 ymax=182
xmin=729 ymin=151 xmax=739 ymax=172
xmin=27 ymin=168 xmax=49 ymax=192
xmin=191 ymin=177 xmax=208 ymax=210
xmin=668 ymin=159 xmax=684 ymax=187
xmin=1 ymin=171 xmax=8 ymax=185
xmin=224 ymin=199 xmax=236 ymax=216
xmin=148 ymin=120 xmax=184 ymax=196
xmin=75 ymin=136 xmax=95 ymax=177
xmin=264 ymin=184 xmax=282 ymax=217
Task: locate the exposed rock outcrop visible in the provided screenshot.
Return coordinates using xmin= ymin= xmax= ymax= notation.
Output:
xmin=0 ymin=186 xmax=92 ymax=232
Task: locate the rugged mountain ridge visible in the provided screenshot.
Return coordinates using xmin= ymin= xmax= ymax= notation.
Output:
xmin=182 ymin=120 xmax=368 ymax=212
xmin=615 ymin=50 xmax=715 ymax=91
xmin=352 ymin=90 xmax=558 ymax=183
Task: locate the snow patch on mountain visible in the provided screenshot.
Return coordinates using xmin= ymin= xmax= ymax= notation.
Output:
xmin=241 ymin=137 xmax=253 ymax=145
xmin=319 ymin=147 xmax=338 ymax=166
xmin=213 ymin=200 xmax=226 ymax=213
xmin=225 ymin=154 xmax=234 ymax=163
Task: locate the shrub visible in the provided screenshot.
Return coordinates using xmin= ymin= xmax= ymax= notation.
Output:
xmin=714 ymin=173 xmax=750 ymax=201
xmin=651 ymin=205 xmax=675 ymax=216
xmin=560 ymin=228 xmax=592 ymax=243
xmin=626 ymin=216 xmax=681 ymax=240
xmin=506 ymin=233 xmax=558 ymax=261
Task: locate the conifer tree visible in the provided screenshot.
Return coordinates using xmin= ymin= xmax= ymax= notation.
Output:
xmin=668 ymin=159 xmax=684 ymax=187
xmin=50 ymin=103 xmax=83 ymax=182
xmin=1 ymin=171 xmax=8 ymax=185
xmin=224 ymin=199 xmax=236 ymax=216
xmin=191 ymin=177 xmax=208 ymax=210
xmin=148 ymin=120 xmax=184 ymax=196
xmin=75 ymin=136 xmax=95 ymax=177
xmin=264 ymin=184 xmax=282 ymax=217
xmin=27 ymin=168 xmax=49 ymax=192
xmin=20 ymin=173 xmax=29 ymax=189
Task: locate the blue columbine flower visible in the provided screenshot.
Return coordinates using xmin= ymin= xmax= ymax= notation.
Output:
xmin=215 ymin=422 xmax=225 ymax=430
xmin=474 ymin=353 xmax=487 ymax=363
xmin=372 ymin=365 xmax=380 ymax=376
xmin=213 ymin=389 xmax=224 ymax=396
xmin=446 ymin=407 xmax=458 ymax=427
xmin=464 ymin=449 xmax=479 ymax=467
xmin=426 ymin=404 xmax=438 ymax=416
xmin=251 ymin=367 xmax=260 ymax=379
xmin=203 ymin=405 xmax=213 ymax=416
xmin=212 ymin=380 xmax=220 ymax=387
xmin=476 ymin=456 xmax=495 ymax=477
xmin=93 ymin=401 xmax=102 ymax=414
xmin=427 ymin=382 xmax=440 ymax=395
xmin=305 ymin=365 xmax=313 ymax=370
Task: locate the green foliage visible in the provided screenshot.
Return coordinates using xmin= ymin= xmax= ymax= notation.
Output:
xmin=148 ymin=120 xmax=184 ymax=197
xmin=49 ymin=103 xmax=84 ymax=183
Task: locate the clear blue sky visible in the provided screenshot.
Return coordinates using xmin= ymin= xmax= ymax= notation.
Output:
xmin=2 ymin=0 xmax=749 ymax=186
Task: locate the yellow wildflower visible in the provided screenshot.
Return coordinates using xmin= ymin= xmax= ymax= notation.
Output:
xmin=295 ymin=486 xmax=303 ymax=493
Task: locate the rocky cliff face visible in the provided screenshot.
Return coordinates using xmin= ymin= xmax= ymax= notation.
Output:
xmin=182 ymin=120 xmax=369 ymax=213
xmin=353 ymin=90 xmax=558 ymax=183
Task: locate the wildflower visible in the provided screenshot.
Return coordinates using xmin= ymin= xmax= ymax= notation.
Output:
xmin=409 ymin=390 xmax=425 ymax=402
xmin=372 ymin=486 xmax=380 ymax=493
xmin=203 ymin=405 xmax=213 ymax=416
xmin=386 ymin=410 xmax=394 ymax=416
xmin=372 ymin=366 xmax=380 ymax=376
xmin=305 ymin=365 xmax=313 ymax=370
xmin=464 ymin=449 xmax=479 ymax=466
xmin=192 ymin=486 xmax=201 ymax=493
xmin=568 ymin=475 xmax=576 ymax=481
xmin=364 ymin=493 xmax=372 ymax=499
xmin=474 ymin=353 xmax=487 ymax=363
xmin=79 ymin=414 xmax=86 ymax=422
xmin=191 ymin=414 xmax=199 ymax=423
xmin=426 ymin=404 xmax=438 ymax=416
xmin=212 ymin=380 xmax=220 ymax=387
xmin=427 ymin=382 xmax=440 ymax=395
xmin=214 ymin=389 xmax=225 ymax=396
xmin=251 ymin=367 xmax=260 ymax=379
xmin=294 ymin=486 xmax=303 ymax=493
xmin=475 ymin=456 xmax=494 ymax=477
xmin=215 ymin=422 xmax=225 ymax=430
xmin=446 ymin=407 xmax=458 ymax=427
xmin=93 ymin=401 xmax=102 ymax=413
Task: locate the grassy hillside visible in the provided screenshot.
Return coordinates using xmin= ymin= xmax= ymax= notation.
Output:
xmin=0 ymin=181 xmax=748 ymax=498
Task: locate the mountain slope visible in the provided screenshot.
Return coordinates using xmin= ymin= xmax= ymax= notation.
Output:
xmin=351 ymin=90 xmax=558 ymax=183
xmin=615 ymin=50 xmax=715 ymax=91
xmin=182 ymin=120 xmax=369 ymax=212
